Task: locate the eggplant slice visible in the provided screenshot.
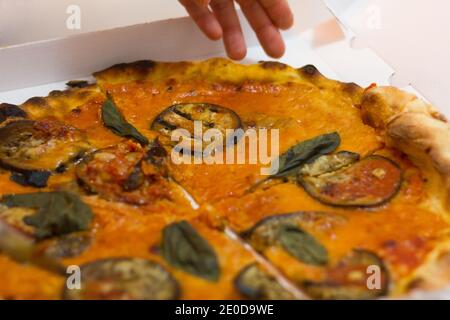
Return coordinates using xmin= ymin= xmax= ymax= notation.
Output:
xmin=36 ymin=232 xmax=91 ymax=259
xmin=302 ymin=250 xmax=389 ymax=300
xmin=299 ymin=155 xmax=402 ymax=207
xmin=151 ymin=103 xmax=242 ymax=152
xmin=0 ymin=103 xmax=27 ymax=124
xmin=76 ymin=141 xmax=171 ymax=205
xmin=63 ymin=258 xmax=180 ymax=300
xmin=0 ymin=120 xmax=91 ymax=173
xmin=145 ymin=138 xmax=169 ymax=176
xmin=241 ymin=212 xmax=345 ymax=266
xmin=234 ymin=263 xmax=296 ymax=300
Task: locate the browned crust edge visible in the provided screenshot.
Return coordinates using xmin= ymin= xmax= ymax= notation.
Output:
xmin=361 ymin=86 xmax=450 ymax=295
xmin=92 ymin=58 xmax=363 ymax=101
xmin=361 ymin=86 xmax=450 ymax=210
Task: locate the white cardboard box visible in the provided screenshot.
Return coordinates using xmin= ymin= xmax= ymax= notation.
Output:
xmin=0 ymin=1 xmax=394 ymax=103
xmin=327 ymin=0 xmax=450 ymax=117
xmin=1 ymin=0 xmax=448 ymax=119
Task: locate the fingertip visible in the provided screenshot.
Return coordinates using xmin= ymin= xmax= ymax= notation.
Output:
xmin=225 ymin=36 xmax=247 ymax=60
xmin=223 ymin=31 xmax=247 ymax=60
xmin=228 ymin=46 xmax=247 ymax=60
xmin=265 ymin=40 xmax=285 ymax=58
xmin=278 ymin=13 xmax=294 ymax=30
xmin=258 ymin=27 xmax=286 ymax=59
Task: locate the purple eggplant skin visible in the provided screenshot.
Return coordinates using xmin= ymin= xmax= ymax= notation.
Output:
xmin=301 ymin=249 xmax=390 ymax=300
xmin=298 ymin=155 xmax=403 ymax=208
xmin=234 ymin=263 xmax=296 ymax=300
xmin=0 ymin=120 xmax=91 ymax=187
xmin=37 ymin=232 xmax=92 ymax=259
xmin=10 ymin=171 xmax=51 ymax=188
xmin=62 ymin=257 xmax=181 ymax=300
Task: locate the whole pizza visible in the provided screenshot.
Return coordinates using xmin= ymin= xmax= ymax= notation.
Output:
xmin=0 ymin=58 xmax=449 ymax=300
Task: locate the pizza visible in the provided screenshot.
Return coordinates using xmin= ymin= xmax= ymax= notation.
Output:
xmin=0 ymin=58 xmax=449 ymax=300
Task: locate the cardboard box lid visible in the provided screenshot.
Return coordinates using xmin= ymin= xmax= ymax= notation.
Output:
xmin=326 ymin=0 xmax=450 ymax=116
xmin=0 ymin=0 xmax=446 ymax=119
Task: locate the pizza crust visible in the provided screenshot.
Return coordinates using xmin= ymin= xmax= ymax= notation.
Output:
xmin=361 ymin=86 xmax=450 ymax=211
xmin=361 ymin=87 xmax=450 ymax=295
xmin=19 ymin=84 xmax=103 ymax=120
xmin=93 ymin=58 xmax=363 ymax=101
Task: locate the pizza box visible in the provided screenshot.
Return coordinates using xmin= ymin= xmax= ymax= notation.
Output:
xmin=0 ymin=0 xmax=448 ymax=299
xmin=325 ymin=0 xmax=450 ymax=120
xmin=0 ymin=0 xmax=396 ymax=103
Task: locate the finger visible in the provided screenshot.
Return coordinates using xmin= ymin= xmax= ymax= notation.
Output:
xmin=193 ymin=0 xmax=211 ymax=7
xmin=259 ymin=0 xmax=294 ymax=30
xmin=179 ymin=0 xmax=223 ymax=40
xmin=210 ymin=0 xmax=247 ymax=60
xmin=237 ymin=0 xmax=285 ymax=58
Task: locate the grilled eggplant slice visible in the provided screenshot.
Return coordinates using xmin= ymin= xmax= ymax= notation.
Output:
xmin=242 ymin=212 xmax=345 ymax=266
xmin=36 ymin=232 xmax=91 ymax=259
xmin=299 ymin=155 xmax=402 ymax=207
xmin=0 ymin=218 xmax=66 ymax=275
xmin=146 ymin=139 xmax=168 ymax=167
xmin=76 ymin=141 xmax=170 ymax=205
xmin=63 ymin=258 xmax=180 ymax=300
xmin=10 ymin=171 xmax=51 ymax=188
xmin=234 ymin=263 xmax=295 ymax=300
xmin=299 ymin=151 xmax=360 ymax=177
xmin=302 ymin=250 xmax=389 ymax=300
xmin=0 ymin=103 xmax=27 ymax=124
xmin=0 ymin=120 xmax=91 ymax=174
xmin=151 ymin=103 xmax=242 ymax=151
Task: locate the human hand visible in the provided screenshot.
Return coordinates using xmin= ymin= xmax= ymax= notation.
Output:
xmin=179 ymin=0 xmax=294 ymax=60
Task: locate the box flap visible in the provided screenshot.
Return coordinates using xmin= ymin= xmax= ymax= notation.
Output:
xmin=325 ymin=0 xmax=450 ymax=117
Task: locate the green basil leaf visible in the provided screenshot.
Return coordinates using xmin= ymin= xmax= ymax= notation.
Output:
xmin=279 ymin=225 xmax=328 ymax=266
xmin=161 ymin=221 xmax=220 ymax=281
xmin=1 ymin=191 xmax=93 ymax=240
xmin=102 ymin=96 xmax=149 ymax=145
xmin=273 ymin=132 xmax=340 ymax=178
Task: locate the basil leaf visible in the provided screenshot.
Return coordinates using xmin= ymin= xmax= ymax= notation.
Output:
xmin=279 ymin=226 xmax=328 ymax=266
xmin=273 ymin=132 xmax=340 ymax=178
xmin=1 ymin=191 xmax=93 ymax=240
xmin=102 ymin=96 xmax=149 ymax=145
xmin=161 ymin=221 xmax=220 ymax=281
